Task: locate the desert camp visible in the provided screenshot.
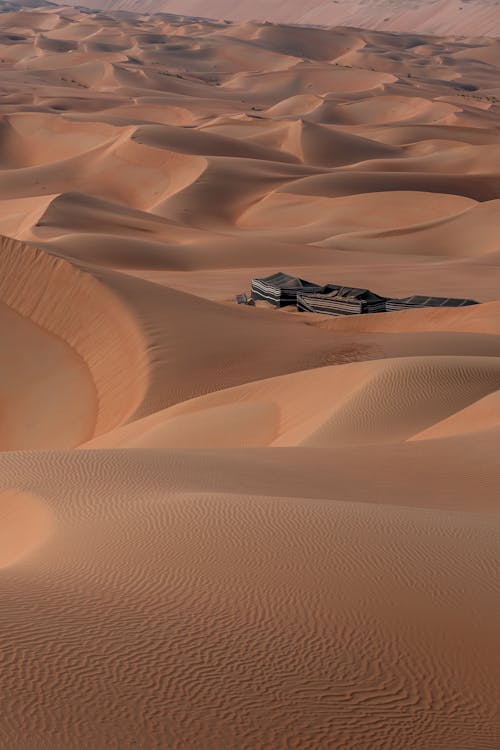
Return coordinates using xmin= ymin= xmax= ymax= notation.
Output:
xmin=385 ymin=295 xmax=480 ymax=312
xmin=245 ymin=274 xmax=480 ymax=316
xmin=297 ymin=284 xmax=388 ymax=315
xmin=250 ymin=272 xmax=323 ymax=307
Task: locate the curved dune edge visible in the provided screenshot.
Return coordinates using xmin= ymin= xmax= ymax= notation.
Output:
xmin=324 ymin=199 xmax=500 ymax=257
xmin=308 ymin=301 xmax=500 ymax=336
xmin=0 ymin=489 xmax=53 ymax=568
xmin=237 ymin=190 xmax=474 ymax=237
xmin=409 ymin=389 xmax=500 ymax=441
xmin=0 ymin=299 xmax=97 ymax=450
xmin=0 ymin=234 xmax=149 ymax=440
xmin=82 ymin=355 xmax=500 ymax=450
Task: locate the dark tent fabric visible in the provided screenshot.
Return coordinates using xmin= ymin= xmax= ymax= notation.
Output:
xmin=251 ymin=272 xmax=322 ymax=307
xmin=386 ymin=295 xmax=479 ymax=312
xmin=249 ymin=273 xmax=480 ymax=315
xmin=297 ymin=285 xmax=387 ymax=315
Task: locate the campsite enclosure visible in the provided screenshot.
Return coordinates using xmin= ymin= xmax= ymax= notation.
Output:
xmin=298 ymin=285 xmax=388 ymax=315
xmin=251 ymin=272 xmax=323 ymax=307
xmin=248 ymin=273 xmax=479 ymax=316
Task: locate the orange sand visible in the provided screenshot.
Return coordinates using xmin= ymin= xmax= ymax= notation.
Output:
xmin=53 ymin=0 xmax=500 ymax=37
xmin=0 ymin=5 xmax=499 ymax=749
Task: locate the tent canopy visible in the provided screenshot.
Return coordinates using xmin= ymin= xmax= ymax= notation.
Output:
xmin=387 ymin=295 xmax=478 ymax=309
xmin=317 ymin=285 xmax=387 ymax=303
xmin=251 ymin=272 xmax=322 ymax=307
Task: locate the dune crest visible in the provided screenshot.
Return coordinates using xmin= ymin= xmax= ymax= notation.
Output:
xmin=0 ymin=234 xmax=148 ymax=444
xmin=83 ymin=355 xmax=500 ymax=450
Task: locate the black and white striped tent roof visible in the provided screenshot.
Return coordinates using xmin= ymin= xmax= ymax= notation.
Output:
xmin=322 ymin=285 xmax=386 ymax=301
xmin=386 ymin=295 xmax=479 ymax=311
xmin=249 ymin=273 xmax=480 ymax=315
xmin=297 ymin=285 xmax=387 ymax=315
xmin=251 ymin=272 xmax=322 ymax=307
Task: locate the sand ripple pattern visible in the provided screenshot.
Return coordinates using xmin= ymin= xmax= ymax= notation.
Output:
xmin=0 ymin=451 xmax=499 ymax=749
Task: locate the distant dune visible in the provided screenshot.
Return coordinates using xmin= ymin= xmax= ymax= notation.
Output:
xmin=52 ymin=0 xmax=500 ymax=37
xmin=0 ymin=4 xmax=499 ymax=749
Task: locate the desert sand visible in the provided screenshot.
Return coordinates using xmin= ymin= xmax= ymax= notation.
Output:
xmin=0 ymin=3 xmax=499 ymax=749
xmin=53 ymin=0 xmax=500 ymax=37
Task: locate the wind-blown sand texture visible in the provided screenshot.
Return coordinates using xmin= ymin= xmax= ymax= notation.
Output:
xmin=0 ymin=4 xmax=500 ymax=749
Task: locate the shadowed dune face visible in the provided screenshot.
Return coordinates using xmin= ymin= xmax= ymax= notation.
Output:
xmin=82 ymin=355 xmax=500 ymax=450
xmin=0 ymin=235 xmax=148 ymax=448
xmin=0 ymin=298 xmax=96 ymax=449
xmin=0 ymin=6 xmax=500 ymax=750
xmin=0 ymin=7 xmax=500 ymax=290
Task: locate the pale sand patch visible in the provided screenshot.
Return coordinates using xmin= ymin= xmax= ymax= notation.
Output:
xmin=0 ymin=490 xmax=52 ymax=568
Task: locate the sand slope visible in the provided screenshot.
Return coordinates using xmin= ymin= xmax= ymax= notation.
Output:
xmin=1 ymin=448 xmax=499 ymax=750
xmin=52 ymin=0 xmax=500 ymax=37
xmin=0 ymin=6 xmax=499 ymax=750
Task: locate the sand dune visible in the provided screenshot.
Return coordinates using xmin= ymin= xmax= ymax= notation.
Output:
xmin=84 ymin=355 xmax=500 ymax=449
xmin=0 ymin=5 xmax=499 ymax=750
xmin=52 ymin=0 xmax=500 ymax=37
xmin=0 ymin=447 xmax=499 ymax=749
xmin=0 ymin=234 xmax=148 ymax=443
xmin=322 ymin=199 xmax=500 ymax=257
xmin=410 ymin=388 xmax=500 ymax=440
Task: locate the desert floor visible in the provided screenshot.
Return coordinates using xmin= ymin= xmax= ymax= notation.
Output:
xmin=52 ymin=0 xmax=500 ymax=38
xmin=0 ymin=4 xmax=499 ymax=749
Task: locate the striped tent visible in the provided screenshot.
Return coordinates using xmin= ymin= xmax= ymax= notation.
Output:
xmin=251 ymin=272 xmax=322 ymax=307
xmin=297 ymin=285 xmax=387 ymax=316
xmin=386 ymin=295 xmax=479 ymax=312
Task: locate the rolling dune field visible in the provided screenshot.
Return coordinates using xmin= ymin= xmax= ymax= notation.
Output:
xmin=51 ymin=0 xmax=500 ymax=38
xmin=0 ymin=4 xmax=499 ymax=749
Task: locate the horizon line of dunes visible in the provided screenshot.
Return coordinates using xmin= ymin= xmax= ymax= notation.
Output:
xmin=50 ymin=0 xmax=500 ymax=38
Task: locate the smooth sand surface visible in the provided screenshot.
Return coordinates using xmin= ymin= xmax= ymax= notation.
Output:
xmin=53 ymin=0 xmax=500 ymax=37
xmin=0 ymin=5 xmax=499 ymax=749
